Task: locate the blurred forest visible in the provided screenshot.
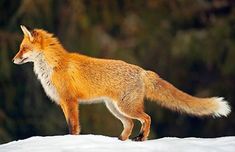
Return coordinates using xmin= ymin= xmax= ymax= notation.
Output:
xmin=0 ymin=0 xmax=235 ymax=144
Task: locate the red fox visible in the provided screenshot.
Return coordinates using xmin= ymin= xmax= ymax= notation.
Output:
xmin=13 ymin=25 xmax=231 ymax=141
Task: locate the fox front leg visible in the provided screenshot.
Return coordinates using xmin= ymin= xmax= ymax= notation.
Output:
xmin=60 ymin=99 xmax=80 ymax=135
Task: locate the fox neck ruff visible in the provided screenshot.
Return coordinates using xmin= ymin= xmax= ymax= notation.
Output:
xmin=33 ymin=53 xmax=60 ymax=104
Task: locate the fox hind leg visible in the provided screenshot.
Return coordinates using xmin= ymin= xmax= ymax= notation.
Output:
xmin=132 ymin=112 xmax=151 ymax=141
xmin=105 ymin=101 xmax=134 ymax=141
xmin=117 ymin=99 xmax=151 ymax=141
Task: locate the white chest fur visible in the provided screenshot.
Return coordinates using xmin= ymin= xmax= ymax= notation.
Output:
xmin=33 ymin=54 xmax=60 ymax=104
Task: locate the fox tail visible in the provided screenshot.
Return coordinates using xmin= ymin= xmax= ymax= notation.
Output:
xmin=143 ymin=71 xmax=231 ymax=117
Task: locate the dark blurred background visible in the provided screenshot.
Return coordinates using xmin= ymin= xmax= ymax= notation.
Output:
xmin=0 ymin=0 xmax=235 ymax=144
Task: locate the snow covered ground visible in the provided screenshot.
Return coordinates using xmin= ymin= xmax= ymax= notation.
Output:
xmin=0 ymin=135 xmax=235 ymax=152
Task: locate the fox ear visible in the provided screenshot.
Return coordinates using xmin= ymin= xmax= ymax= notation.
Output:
xmin=20 ymin=25 xmax=33 ymax=42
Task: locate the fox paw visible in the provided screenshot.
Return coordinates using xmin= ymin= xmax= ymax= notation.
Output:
xmin=132 ymin=132 xmax=146 ymax=141
xmin=118 ymin=136 xmax=128 ymax=141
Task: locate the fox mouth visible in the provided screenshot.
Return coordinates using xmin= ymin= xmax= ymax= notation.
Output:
xmin=14 ymin=57 xmax=28 ymax=64
xmin=21 ymin=57 xmax=28 ymax=63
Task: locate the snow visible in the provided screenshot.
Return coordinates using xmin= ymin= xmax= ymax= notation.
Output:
xmin=0 ymin=135 xmax=235 ymax=152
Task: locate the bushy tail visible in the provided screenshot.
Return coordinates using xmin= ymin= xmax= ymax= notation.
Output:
xmin=143 ymin=71 xmax=231 ymax=117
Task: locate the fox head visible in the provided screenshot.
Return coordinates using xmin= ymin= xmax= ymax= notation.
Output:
xmin=13 ymin=25 xmax=45 ymax=64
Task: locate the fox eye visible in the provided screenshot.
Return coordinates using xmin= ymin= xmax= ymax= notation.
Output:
xmin=21 ymin=46 xmax=30 ymax=52
xmin=21 ymin=47 xmax=26 ymax=52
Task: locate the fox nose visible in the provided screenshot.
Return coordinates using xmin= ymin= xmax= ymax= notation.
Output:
xmin=12 ymin=56 xmax=20 ymax=63
xmin=12 ymin=56 xmax=17 ymax=63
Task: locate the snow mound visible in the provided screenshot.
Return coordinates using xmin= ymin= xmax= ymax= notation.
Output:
xmin=0 ymin=135 xmax=235 ymax=152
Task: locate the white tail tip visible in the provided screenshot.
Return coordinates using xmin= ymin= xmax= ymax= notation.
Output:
xmin=213 ymin=97 xmax=231 ymax=117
